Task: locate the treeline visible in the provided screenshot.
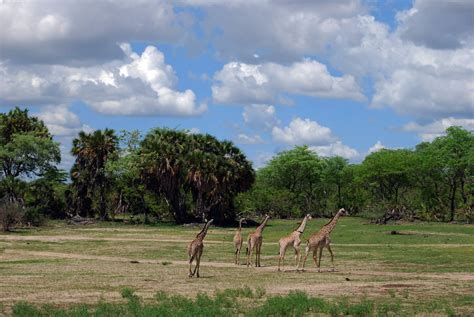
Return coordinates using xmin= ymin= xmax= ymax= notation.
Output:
xmin=1 ymin=107 xmax=473 ymax=230
xmin=237 ymin=127 xmax=473 ymax=222
xmin=0 ymin=108 xmax=254 ymax=229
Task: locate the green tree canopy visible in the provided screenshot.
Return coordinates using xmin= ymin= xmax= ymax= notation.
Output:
xmin=0 ymin=107 xmax=60 ymax=201
xmin=71 ymin=129 xmax=118 ymax=219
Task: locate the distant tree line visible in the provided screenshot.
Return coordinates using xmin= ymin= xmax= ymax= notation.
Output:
xmin=0 ymin=107 xmax=473 ymax=230
xmin=237 ymin=127 xmax=473 ymax=222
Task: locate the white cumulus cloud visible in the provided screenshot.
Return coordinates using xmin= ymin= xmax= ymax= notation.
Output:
xmin=403 ymin=117 xmax=474 ymax=141
xmin=236 ymin=133 xmax=264 ymax=145
xmin=272 ymin=117 xmax=336 ymax=146
xmin=309 ymin=141 xmax=359 ymax=159
xmin=242 ymin=104 xmax=280 ymax=131
xmin=0 ymin=44 xmax=206 ymax=116
xmin=212 ymin=60 xmax=365 ymax=105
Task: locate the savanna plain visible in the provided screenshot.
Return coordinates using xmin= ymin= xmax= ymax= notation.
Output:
xmin=1 ymin=217 xmax=473 ymax=316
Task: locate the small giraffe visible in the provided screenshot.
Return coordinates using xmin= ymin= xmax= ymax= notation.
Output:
xmin=233 ymin=218 xmax=246 ymax=265
xmin=246 ymin=214 xmax=270 ymax=267
xmin=278 ymin=214 xmax=312 ymax=272
xmin=298 ymin=208 xmax=347 ymax=272
xmin=187 ymin=219 xmax=213 ymax=278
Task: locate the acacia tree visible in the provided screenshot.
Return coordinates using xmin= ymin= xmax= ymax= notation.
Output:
xmin=323 ymin=156 xmax=351 ymax=209
xmin=416 ymin=127 xmax=474 ymax=221
xmin=0 ymin=107 xmax=60 ymax=202
xmin=71 ymin=129 xmax=118 ymax=220
xmin=258 ymin=146 xmax=325 ymax=215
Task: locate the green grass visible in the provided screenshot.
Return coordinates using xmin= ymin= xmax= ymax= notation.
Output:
xmin=11 ymin=287 xmax=458 ymax=317
xmin=1 ymin=217 xmax=473 ymax=316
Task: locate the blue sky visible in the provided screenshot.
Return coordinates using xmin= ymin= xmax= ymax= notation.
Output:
xmin=0 ymin=0 xmax=473 ymax=169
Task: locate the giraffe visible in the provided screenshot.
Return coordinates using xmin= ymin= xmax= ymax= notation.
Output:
xmin=233 ymin=218 xmax=246 ymax=265
xmin=246 ymin=214 xmax=270 ymax=267
xmin=298 ymin=208 xmax=347 ymax=272
xmin=277 ymin=214 xmax=312 ymax=272
xmin=187 ymin=219 xmax=213 ymax=278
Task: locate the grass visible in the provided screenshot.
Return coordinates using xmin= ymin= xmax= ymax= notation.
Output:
xmin=11 ymin=287 xmax=457 ymax=316
xmin=1 ymin=217 xmax=473 ymax=316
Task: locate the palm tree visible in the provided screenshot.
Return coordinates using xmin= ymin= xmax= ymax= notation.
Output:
xmin=71 ymin=129 xmax=118 ymax=220
xmin=139 ymin=128 xmax=190 ymax=223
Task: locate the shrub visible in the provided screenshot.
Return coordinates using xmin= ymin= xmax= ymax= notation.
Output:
xmin=0 ymin=201 xmax=24 ymax=232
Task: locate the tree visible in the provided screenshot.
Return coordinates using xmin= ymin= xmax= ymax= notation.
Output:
xmin=423 ymin=127 xmax=474 ymax=221
xmin=71 ymin=129 xmax=118 ymax=220
xmin=323 ymin=156 xmax=350 ymax=208
xmin=106 ymin=130 xmax=149 ymax=220
xmin=139 ymin=128 xmax=191 ymax=223
xmin=359 ymin=149 xmax=416 ymax=206
xmin=257 ymin=146 xmax=325 ymax=215
xmin=0 ymin=107 xmax=60 ymax=202
xmin=187 ymin=135 xmax=255 ymax=224
xmin=139 ymin=129 xmax=254 ymax=224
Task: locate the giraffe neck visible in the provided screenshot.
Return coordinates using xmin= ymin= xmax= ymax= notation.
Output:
xmin=295 ymin=216 xmax=308 ymax=233
xmin=238 ymin=219 xmax=243 ymax=231
xmin=256 ymin=216 xmax=269 ymax=233
xmin=324 ymin=212 xmax=341 ymax=234
xmin=196 ymin=222 xmax=211 ymax=240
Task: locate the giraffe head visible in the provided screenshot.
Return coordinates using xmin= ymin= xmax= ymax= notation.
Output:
xmin=338 ymin=208 xmax=348 ymax=216
xmin=306 ymin=214 xmax=313 ymax=220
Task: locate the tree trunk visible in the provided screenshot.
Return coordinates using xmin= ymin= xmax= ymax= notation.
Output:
xmin=337 ymin=184 xmax=342 ymax=208
xmin=99 ymin=185 xmax=108 ymax=221
xmin=449 ymin=179 xmax=457 ymax=222
xmin=169 ymin=192 xmax=188 ymax=224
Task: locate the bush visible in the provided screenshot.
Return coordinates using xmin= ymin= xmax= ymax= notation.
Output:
xmin=0 ymin=201 xmax=24 ymax=232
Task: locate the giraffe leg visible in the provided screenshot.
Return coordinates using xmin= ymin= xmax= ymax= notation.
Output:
xmin=188 ymin=255 xmax=195 ymax=277
xmin=236 ymin=246 xmax=241 ymax=265
xmin=255 ymin=243 xmax=260 ymax=267
xmin=278 ymin=246 xmax=286 ymax=272
xmin=247 ymin=242 xmax=253 ymax=267
xmin=298 ymin=245 xmax=310 ymax=272
xmin=294 ymin=247 xmax=300 ymax=270
xmin=317 ymin=247 xmax=323 ymax=273
xmin=312 ymin=250 xmax=318 ymax=267
xmin=196 ymin=249 xmax=203 ymax=278
xmin=327 ymin=244 xmax=335 ymax=271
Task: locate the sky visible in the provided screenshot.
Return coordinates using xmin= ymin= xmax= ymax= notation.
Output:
xmin=0 ymin=0 xmax=473 ymax=170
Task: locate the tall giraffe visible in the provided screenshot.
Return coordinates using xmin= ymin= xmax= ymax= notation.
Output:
xmin=233 ymin=218 xmax=246 ymax=265
xmin=277 ymin=214 xmax=312 ymax=271
xmin=246 ymin=214 xmax=270 ymax=267
xmin=187 ymin=219 xmax=213 ymax=278
xmin=298 ymin=208 xmax=347 ymax=272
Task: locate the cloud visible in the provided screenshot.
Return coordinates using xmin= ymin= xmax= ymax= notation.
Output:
xmin=397 ymin=0 xmax=474 ymax=49
xmin=36 ymin=105 xmax=93 ymax=137
xmin=0 ymin=44 xmax=206 ymax=116
xmin=309 ymin=141 xmax=359 ymax=159
xmin=368 ymin=141 xmax=385 ymax=153
xmin=402 ymin=117 xmax=474 ymax=141
xmin=242 ymin=104 xmax=280 ymax=131
xmin=272 ymin=118 xmax=336 ymax=146
xmin=328 ymin=15 xmax=474 ymax=119
xmin=252 ymin=151 xmax=275 ymax=169
xmin=212 ymin=60 xmax=365 ymax=105
xmin=0 ymin=0 xmax=188 ymax=65
xmin=236 ymin=133 xmax=264 ymax=145
xmin=183 ymin=0 xmax=365 ymax=62
xmin=36 ymin=105 xmax=93 ymax=171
